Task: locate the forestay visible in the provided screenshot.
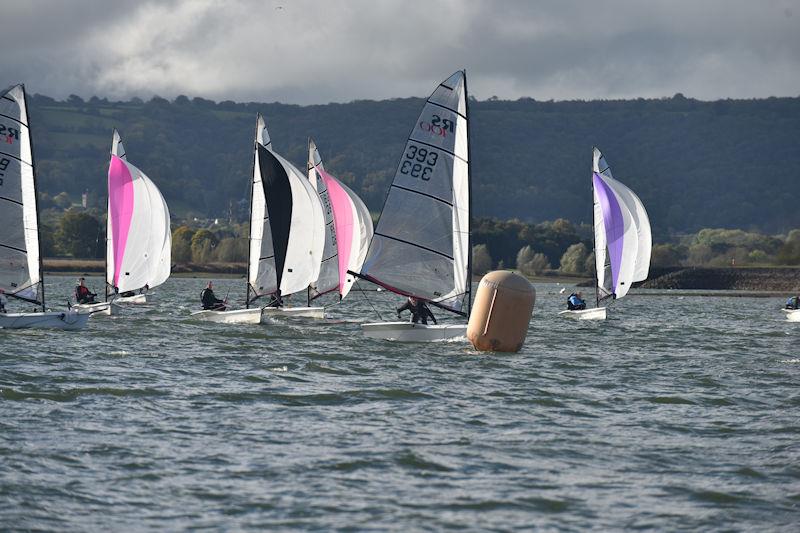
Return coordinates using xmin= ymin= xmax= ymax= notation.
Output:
xmin=359 ymin=71 xmax=470 ymax=314
xmin=107 ymin=130 xmax=171 ymax=294
xmin=592 ymin=147 xmax=651 ymax=300
xmin=0 ymin=84 xmax=41 ymax=305
xmin=247 ymin=115 xmax=325 ymax=304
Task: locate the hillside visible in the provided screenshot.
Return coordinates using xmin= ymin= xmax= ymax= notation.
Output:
xmin=27 ymin=92 xmax=800 ymax=234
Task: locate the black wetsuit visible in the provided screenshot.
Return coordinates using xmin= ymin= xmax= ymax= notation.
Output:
xmin=397 ymin=299 xmax=437 ymax=325
xmin=75 ymin=285 xmax=97 ymax=304
xmin=201 ymin=288 xmax=225 ymax=310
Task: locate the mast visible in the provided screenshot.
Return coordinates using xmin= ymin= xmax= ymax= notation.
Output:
xmin=245 ymin=115 xmax=259 ymax=309
xmin=22 ymin=84 xmax=45 ymax=311
xmin=105 ymin=131 xmax=111 ymax=303
xmin=592 ymin=147 xmax=599 ymax=309
xmin=463 ymin=69 xmax=473 ymax=318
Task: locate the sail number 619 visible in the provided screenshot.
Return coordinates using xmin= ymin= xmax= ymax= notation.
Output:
xmin=400 ymin=144 xmax=438 ymax=180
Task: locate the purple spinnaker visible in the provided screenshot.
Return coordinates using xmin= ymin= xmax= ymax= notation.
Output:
xmin=593 ymin=172 xmax=624 ymax=293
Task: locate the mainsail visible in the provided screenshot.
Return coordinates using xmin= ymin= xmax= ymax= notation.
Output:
xmin=106 ymin=129 xmax=172 ymax=294
xmin=358 ymin=71 xmax=470 ymax=315
xmin=592 ymin=147 xmax=652 ymax=301
xmin=247 ymin=115 xmax=325 ymax=305
xmin=0 ymin=84 xmax=42 ymax=305
xmin=307 ymin=140 xmax=374 ymax=301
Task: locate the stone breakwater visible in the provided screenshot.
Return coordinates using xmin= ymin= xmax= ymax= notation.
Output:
xmin=640 ymin=267 xmax=800 ymax=292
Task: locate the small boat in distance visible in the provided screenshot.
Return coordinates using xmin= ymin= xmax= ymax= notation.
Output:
xmin=351 ymin=70 xmax=472 ymax=342
xmin=0 ymin=84 xmax=89 ymax=330
xmin=560 ymin=147 xmax=651 ymax=320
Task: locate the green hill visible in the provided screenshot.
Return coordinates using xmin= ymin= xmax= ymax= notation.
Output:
xmin=27 ymin=92 xmax=800 ymax=234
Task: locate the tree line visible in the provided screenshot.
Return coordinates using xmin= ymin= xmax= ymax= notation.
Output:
xmin=44 ymin=206 xmax=800 ymax=273
xmin=27 ymin=91 xmax=800 ymax=235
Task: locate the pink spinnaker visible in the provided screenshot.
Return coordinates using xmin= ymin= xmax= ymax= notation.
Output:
xmin=319 ymin=167 xmax=354 ymax=295
xmin=108 ymin=155 xmax=135 ymax=287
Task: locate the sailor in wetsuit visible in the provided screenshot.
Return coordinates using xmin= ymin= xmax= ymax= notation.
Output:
xmin=396 ymin=297 xmax=438 ymax=325
xmin=0 ymin=288 xmax=7 ymax=313
xmin=567 ymin=291 xmax=586 ymax=310
xmin=786 ymin=295 xmax=800 ymax=310
xmin=201 ymin=281 xmax=227 ymax=311
xmin=74 ymin=277 xmax=97 ymax=304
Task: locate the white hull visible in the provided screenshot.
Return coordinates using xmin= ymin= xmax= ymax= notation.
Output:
xmin=361 ymin=321 xmax=467 ymax=342
xmin=115 ymin=293 xmax=148 ymax=304
xmin=73 ymin=301 xmax=121 ymax=316
xmin=261 ymin=306 xmax=325 ymax=320
xmin=559 ymin=307 xmax=607 ymax=321
xmin=782 ymin=309 xmax=800 ymax=322
xmin=191 ymin=308 xmax=262 ymax=324
xmin=0 ymin=310 xmax=90 ymax=330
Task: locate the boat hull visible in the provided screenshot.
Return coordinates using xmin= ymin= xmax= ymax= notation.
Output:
xmin=115 ymin=294 xmax=148 ymax=304
xmin=558 ymin=307 xmax=607 ymax=321
xmin=0 ymin=310 xmax=91 ymax=330
xmin=782 ymin=309 xmax=800 ymax=322
xmin=261 ymin=306 xmax=325 ymax=320
xmin=73 ymin=302 xmax=120 ymax=316
xmin=190 ymin=308 xmax=263 ymax=324
xmin=361 ymin=321 xmax=467 ymax=342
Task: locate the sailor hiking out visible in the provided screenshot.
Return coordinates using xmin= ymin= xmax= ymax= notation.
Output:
xmin=396 ymin=297 xmax=438 ymax=325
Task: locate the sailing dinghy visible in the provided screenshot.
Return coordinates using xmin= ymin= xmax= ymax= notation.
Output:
xmin=307 ymin=139 xmax=374 ymax=304
xmin=559 ymin=147 xmax=651 ymax=320
xmin=102 ymin=129 xmax=171 ymax=308
xmin=192 ymin=115 xmax=326 ymax=323
xmin=0 ymin=84 xmax=89 ymax=330
xmin=351 ymin=71 xmax=472 ymax=342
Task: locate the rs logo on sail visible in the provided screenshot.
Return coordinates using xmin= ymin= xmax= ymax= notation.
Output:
xmin=0 ymin=123 xmax=20 ymax=144
xmin=418 ymin=114 xmax=455 ymax=138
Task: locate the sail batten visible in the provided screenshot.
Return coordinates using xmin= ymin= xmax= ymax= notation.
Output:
xmin=359 ymin=71 xmax=470 ymax=314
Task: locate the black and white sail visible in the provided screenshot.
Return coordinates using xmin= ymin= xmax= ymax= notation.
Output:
xmin=358 ymin=71 xmax=470 ymax=315
xmin=0 ymin=84 xmax=42 ymax=306
xmin=247 ymin=114 xmax=325 ymax=306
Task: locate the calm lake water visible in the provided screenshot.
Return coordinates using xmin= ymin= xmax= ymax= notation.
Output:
xmin=1 ymin=275 xmax=799 ymax=531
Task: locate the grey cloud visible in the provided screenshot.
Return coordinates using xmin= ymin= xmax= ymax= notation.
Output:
xmin=1 ymin=0 xmax=798 ymax=102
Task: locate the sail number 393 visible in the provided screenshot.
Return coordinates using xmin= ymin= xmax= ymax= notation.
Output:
xmin=0 ymin=157 xmax=9 ymax=186
xmin=400 ymin=144 xmax=438 ymax=181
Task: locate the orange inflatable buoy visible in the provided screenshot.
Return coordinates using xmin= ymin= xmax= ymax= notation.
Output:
xmin=467 ymin=271 xmax=535 ymax=352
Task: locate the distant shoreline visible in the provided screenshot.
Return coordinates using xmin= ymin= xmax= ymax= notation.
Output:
xmin=43 ymin=260 xmax=800 ymax=293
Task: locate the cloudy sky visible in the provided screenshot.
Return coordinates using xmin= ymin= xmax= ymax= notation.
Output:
xmin=2 ymin=0 xmax=798 ymax=103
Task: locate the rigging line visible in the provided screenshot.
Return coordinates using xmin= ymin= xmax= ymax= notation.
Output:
xmin=356 ymin=279 xmax=384 ymax=321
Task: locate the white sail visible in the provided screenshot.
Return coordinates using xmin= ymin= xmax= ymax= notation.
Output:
xmin=0 ymin=84 xmax=41 ymax=304
xmin=359 ymin=71 xmax=470 ymax=314
xmin=249 ymin=115 xmax=325 ymax=300
xmin=107 ymin=130 xmax=171 ymax=293
xmin=592 ymin=147 xmax=651 ymax=300
xmin=340 ymin=180 xmax=373 ymax=298
xmin=308 ymin=140 xmax=339 ymax=299
xmin=248 ymin=115 xmax=277 ymax=300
